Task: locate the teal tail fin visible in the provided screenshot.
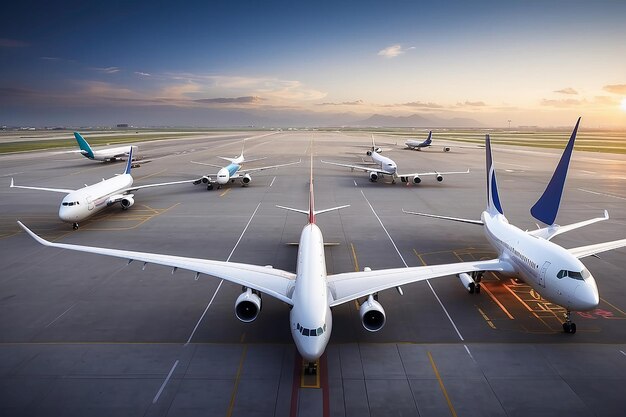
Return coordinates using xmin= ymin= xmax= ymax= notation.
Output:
xmin=74 ymin=132 xmax=94 ymax=159
xmin=485 ymin=134 xmax=504 ymax=215
xmin=530 ymin=117 xmax=581 ymax=225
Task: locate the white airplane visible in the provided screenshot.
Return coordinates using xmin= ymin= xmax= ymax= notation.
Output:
xmin=73 ymin=132 xmax=137 ymax=162
xmin=11 ymin=148 xmax=195 ymax=229
xmin=18 ymin=157 xmax=506 ymax=373
xmin=403 ymin=117 xmax=626 ymax=333
xmin=191 ymin=144 xmax=300 ymax=190
xmin=321 ymin=136 xmax=469 ymax=184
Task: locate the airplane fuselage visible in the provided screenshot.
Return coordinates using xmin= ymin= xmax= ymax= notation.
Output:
xmin=216 ymin=163 xmax=241 ymax=184
xmin=481 ymin=211 xmax=599 ymax=311
xmin=82 ymin=145 xmax=137 ymax=162
xmin=58 ymin=174 xmax=134 ymax=223
xmin=289 ymin=223 xmax=332 ymax=362
xmin=369 ymin=151 xmax=397 ymax=177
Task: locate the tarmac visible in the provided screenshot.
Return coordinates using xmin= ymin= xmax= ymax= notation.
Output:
xmin=1 ymin=130 xmax=625 ymax=417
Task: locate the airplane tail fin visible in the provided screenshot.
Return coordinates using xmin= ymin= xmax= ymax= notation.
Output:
xmin=424 ymin=131 xmax=432 ymax=145
xmin=74 ymin=132 xmax=94 ymax=159
xmin=276 ymin=155 xmax=349 ymax=224
xmin=530 ymin=117 xmax=581 ymax=225
xmin=485 ymin=134 xmax=504 ymax=215
xmin=123 ymin=147 xmax=134 ymax=175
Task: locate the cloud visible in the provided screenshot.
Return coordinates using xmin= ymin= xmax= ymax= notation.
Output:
xmin=193 ymin=96 xmax=263 ymax=104
xmin=603 ymin=84 xmax=626 ymax=94
xmin=377 ymin=44 xmax=414 ymax=58
xmin=318 ymin=100 xmax=364 ymax=106
xmin=92 ymin=66 xmax=121 ymax=74
xmin=457 ymin=101 xmax=487 ymax=107
xmin=540 ymin=98 xmax=585 ymax=107
xmin=554 ymin=87 xmax=578 ymax=95
xmin=0 ymin=38 xmax=28 ymax=48
xmin=134 ymin=71 xmax=151 ymax=77
xmin=400 ymin=101 xmax=445 ymax=109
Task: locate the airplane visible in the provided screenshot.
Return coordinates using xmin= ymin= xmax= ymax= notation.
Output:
xmin=321 ymin=135 xmax=469 ymax=184
xmin=18 ymin=156 xmax=506 ymax=373
xmin=405 ymin=131 xmax=484 ymax=152
xmin=11 ymin=148 xmax=195 ymax=230
xmin=73 ymin=131 xmax=138 ymax=162
xmin=402 ymin=117 xmax=626 ymax=333
xmin=191 ymin=143 xmax=300 ymax=190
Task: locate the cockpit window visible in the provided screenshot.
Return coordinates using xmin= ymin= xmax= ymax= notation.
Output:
xmin=557 ymin=269 xmax=586 ymax=281
xmin=296 ymin=322 xmax=326 ymax=337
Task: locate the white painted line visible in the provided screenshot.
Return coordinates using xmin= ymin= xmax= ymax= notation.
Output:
xmin=360 ymin=190 xmax=464 ymax=341
xmin=354 ymin=180 xmax=358 ymax=187
xmin=185 ymin=202 xmax=262 ymax=345
xmin=45 ymin=304 xmax=76 ymax=328
xmin=578 ymin=188 xmax=626 ymax=201
xmin=581 ymin=170 xmax=596 ymax=175
xmin=269 ymin=176 xmax=276 ymax=187
xmin=464 ymin=344 xmax=475 ymax=362
xmin=153 ymin=359 xmax=179 ymax=403
xmin=620 ymin=350 xmax=626 ymax=357
xmin=496 ymin=162 xmax=527 ymax=168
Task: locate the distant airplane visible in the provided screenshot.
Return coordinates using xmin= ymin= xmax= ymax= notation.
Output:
xmin=11 ymin=148 xmax=194 ymax=229
xmin=73 ymin=131 xmax=137 ymax=162
xmin=403 ymin=117 xmax=626 ymax=333
xmin=17 ymin=156 xmax=502 ymax=373
xmin=321 ymin=135 xmax=469 ymax=184
xmin=191 ymin=142 xmax=300 ymax=190
xmin=405 ymin=131 xmax=484 ymax=152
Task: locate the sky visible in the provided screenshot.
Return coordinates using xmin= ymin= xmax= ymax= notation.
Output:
xmin=1 ymin=0 xmax=626 ymax=128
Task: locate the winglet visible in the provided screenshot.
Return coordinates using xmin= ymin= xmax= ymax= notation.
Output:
xmin=74 ymin=132 xmax=94 ymax=159
xmin=530 ymin=117 xmax=581 ymax=225
xmin=10 ymin=177 xmax=14 ymax=188
xmin=17 ymin=221 xmax=52 ymax=246
xmin=123 ymin=147 xmax=134 ymax=175
xmin=485 ymin=134 xmax=504 ymax=215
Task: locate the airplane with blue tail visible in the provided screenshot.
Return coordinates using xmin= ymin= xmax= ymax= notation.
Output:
xmin=403 ymin=118 xmax=626 ymax=333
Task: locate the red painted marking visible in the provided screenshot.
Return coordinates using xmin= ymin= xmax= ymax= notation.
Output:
xmin=320 ymin=353 xmax=330 ymax=417
xmin=289 ymin=352 xmax=301 ymax=417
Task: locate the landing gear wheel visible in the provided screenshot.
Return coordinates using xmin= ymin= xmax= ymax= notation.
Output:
xmin=72 ymin=223 xmax=79 ymax=230
xmin=563 ymin=311 xmax=576 ymax=334
xmin=475 ymin=284 xmax=481 ymax=294
xmin=304 ymin=362 xmax=318 ymax=375
xmin=468 ymin=282 xmax=475 ymax=294
xmin=207 ymin=184 xmax=213 ymax=191
xmin=563 ymin=322 xmax=572 ymax=333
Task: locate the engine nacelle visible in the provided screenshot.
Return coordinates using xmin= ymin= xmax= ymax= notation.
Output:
xmin=235 ymin=288 xmax=261 ymax=323
xmin=373 ymin=147 xmax=382 ymax=154
xmin=443 ymin=147 xmax=451 ymax=152
xmin=458 ymin=273 xmax=476 ymax=292
xmin=201 ymin=176 xmax=211 ymax=184
xmin=242 ymin=173 xmax=251 ymax=184
xmin=366 ymin=150 xmax=372 ymax=156
xmin=360 ymin=294 xmax=386 ymax=332
xmin=436 ymin=174 xmax=443 ymax=182
xmin=369 ymin=171 xmax=378 ymax=182
xmin=120 ymin=196 xmax=135 ymax=209
xmin=412 ymin=176 xmax=421 ymax=184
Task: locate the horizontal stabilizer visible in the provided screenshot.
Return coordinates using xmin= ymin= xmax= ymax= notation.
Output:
xmin=402 ymin=209 xmax=483 ymax=225
xmin=529 ymin=210 xmax=609 ymax=241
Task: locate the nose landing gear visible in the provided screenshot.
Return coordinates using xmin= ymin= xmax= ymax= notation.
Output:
xmin=562 ymin=310 xmax=577 ymax=334
xmin=72 ymin=223 xmax=79 ymax=230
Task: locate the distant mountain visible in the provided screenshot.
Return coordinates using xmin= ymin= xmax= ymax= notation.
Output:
xmin=352 ymin=113 xmax=483 ymax=128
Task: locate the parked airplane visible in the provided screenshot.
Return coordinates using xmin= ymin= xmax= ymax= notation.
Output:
xmin=405 ymin=131 xmax=484 ymax=152
xmin=73 ymin=132 xmax=137 ymax=162
xmin=321 ymin=136 xmax=469 ymax=184
xmin=191 ymin=144 xmax=300 ymax=190
xmin=403 ymin=118 xmax=626 ymax=333
xmin=18 ymin=157 xmax=505 ymax=372
xmin=11 ymin=148 xmax=194 ymax=229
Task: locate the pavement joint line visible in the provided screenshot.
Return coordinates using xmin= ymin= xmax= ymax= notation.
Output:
xmin=427 ymin=351 xmax=458 ymax=417
xmin=152 ymin=359 xmax=179 ymax=404
xmin=620 ymin=350 xmax=626 ymax=357
xmin=45 ymin=303 xmax=77 ymax=328
xmin=577 ymin=188 xmax=626 ymax=201
xmin=185 ymin=202 xmax=262 ymax=345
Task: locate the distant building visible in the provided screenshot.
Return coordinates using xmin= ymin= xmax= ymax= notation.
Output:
xmin=116 ymin=124 xmax=129 ymax=128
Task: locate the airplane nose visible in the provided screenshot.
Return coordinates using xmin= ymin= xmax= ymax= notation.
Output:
xmin=573 ymin=281 xmax=599 ymax=311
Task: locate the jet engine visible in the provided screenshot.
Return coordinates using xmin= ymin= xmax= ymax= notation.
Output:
xmin=242 ymin=174 xmax=251 ymax=185
xmin=367 ymin=147 xmax=382 ymax=156
xmin=369 ymin=172 xmax=378 ymax=182
xmin=436 ymin=174 xmax=443 ymax=182
xmin=120 ymin=196 xmax=135 ymax=209
xmin=360 ymin=294 xmax=386 ymax=332
xmin=235 ymin=288 xmax=261 ymax=323
xmin=201 ymin=176 xmax=211 ymax=184
xmin=443 ymin=147 xmax=451 ymax=152
xmin=412 ymin=176 xmax=421 ymax=184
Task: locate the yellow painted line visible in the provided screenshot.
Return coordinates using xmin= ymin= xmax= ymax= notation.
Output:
xmin=503 ymin=284 xmax=535 ymax=312
xmin=300 ymin=359 xmax=321 ymax=388
xmin=477 ymin=308 xmax=496 ymax=329
xmin=480 ymin=284 xmax=515 ymax=320
xmin=600 ymin=297 xmax=626 ymax=316
xmin=427 ymin=351 xmax=457 ymax=417
xmin=220 ymin=188 xmax=231 ymax=197
xmin=226 ymin=345 xmax=248 ymax=417
xmin=412 ymin=249 xmax=428 ymax=266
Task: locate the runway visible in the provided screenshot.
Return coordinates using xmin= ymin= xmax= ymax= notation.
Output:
xmin=1 ymin=130 xmax=625 ymax=416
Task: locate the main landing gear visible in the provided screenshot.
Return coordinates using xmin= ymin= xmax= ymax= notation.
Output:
xmin=72 ymin=223 xmax=79 ymax=230
xmin=468 ymin=271 xmax=483 ymax=294
xmin=563 ymin=311 xmax=577 ymax=334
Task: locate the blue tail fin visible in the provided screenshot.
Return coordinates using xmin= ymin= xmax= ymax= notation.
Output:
xmin=74 ymin=132 xmax=94 ymax=159
xmin=424 ymin=131 xmax=432 ymax=145
xmin=123 ymin=147 xmax=134 ymax=175
xmin=530 ymin=117 xmax=581 ymax=225
xmin=485 ymin=134 xmax=504 ymax=215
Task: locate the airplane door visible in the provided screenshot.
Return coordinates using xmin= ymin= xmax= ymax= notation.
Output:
xmin=539 ymin=261 xmax=550 ymax=288
xmin=86 ymin=196 xmax=95 ymax=211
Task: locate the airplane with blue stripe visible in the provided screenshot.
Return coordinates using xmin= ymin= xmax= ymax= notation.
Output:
xmin=73 ymin=132 xmax=138 ymax=162
xmin=403 ymin=117 xmax=626 ymax=333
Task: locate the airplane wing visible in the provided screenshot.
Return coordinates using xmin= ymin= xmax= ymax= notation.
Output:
xmin=17 ymin=221 xmax=296 ymax=305
xmin=327 ymin=259 xmax=508 ymax=306
xmin=567 ymin=238 xmax=626 ymax=259
xmin=121 ymin=179 xmax=197 ymax=193
xmin=239 ymin=159 xmax=301 ymax=174
xmin=402 ymin=209 xmax=484 ymax=226
xmin=395 ymin=169 xmax=470 ymax=177
xmin=10 ymin=178 xmax=74 ymax=194
xmin=529 ymin=211 xmax=609 ymax=241
xmin=320 ymin=160 xmax=387 ymax=175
